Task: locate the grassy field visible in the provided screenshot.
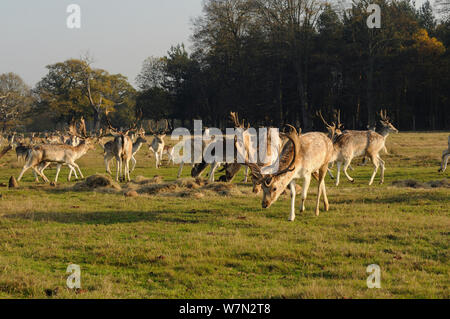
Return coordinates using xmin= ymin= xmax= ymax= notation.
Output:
xmin=0 ymin=132 xmax=448 ymax=299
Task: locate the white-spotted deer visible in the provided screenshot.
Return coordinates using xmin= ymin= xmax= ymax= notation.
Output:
xmin=332 ymin=110 xmax=399 ymax=186
xmin=149 ymin=120 xmax=171 ymax=168
xmin=103 ymin=127 xmax=147 ymax=174
xmin=104 ymin=113 xmax=140 ymax=182
xmin=438 ymin=135 xmax=450 ymax=173
xmin=248 ymin=126 xmax=334 ymax=220
xmin=17 ymin=118 xmax=97 ymax=183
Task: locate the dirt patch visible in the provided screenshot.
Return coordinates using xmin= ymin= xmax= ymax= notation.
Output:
xmin=392 ymin=179 xmax=450 ymax=189
xmin=72 ymin=174 xmax=122 ymax=192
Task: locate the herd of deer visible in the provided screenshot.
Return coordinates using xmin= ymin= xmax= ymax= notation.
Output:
xmin=0 ymin=110 xmax=448 ymax=221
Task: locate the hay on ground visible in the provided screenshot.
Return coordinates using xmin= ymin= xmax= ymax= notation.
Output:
xmin=73 ymin=174 xmax=122 ymax=191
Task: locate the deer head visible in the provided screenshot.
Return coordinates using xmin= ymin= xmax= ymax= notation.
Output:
xmin=317 ymin=110 xmax=339 ymax=139
xmin=247 ymin=125 xmax=301 ymax=209
xmin=379 ymin=110 xmax=399 ymax=134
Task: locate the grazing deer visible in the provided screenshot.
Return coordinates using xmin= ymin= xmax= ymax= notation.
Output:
xmin=333 ymin=110 xmax=399 ymax=186
xmin=438 ymin=135 xmax=450 ymax=173
xmin=149 ymin=120 xmax=171 ymax=168
xmin=103 ymin=128 xmax=147 ymax=174
xmin=248 ymin=126 xmax=334 ymax=220
xmin=213 ymin=112 xmax=283 ymax=193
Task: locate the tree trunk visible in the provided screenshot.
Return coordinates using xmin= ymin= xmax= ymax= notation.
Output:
xmin=366 ymin=55 xmax=376 ymax=127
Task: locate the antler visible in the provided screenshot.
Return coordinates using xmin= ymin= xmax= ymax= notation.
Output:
xmin=230 ymin=112 xmax=242 ymax=128
xmin=380 ymin=109 xmax=390 ymax=122
xmin=316 ymin=110 xmax=335 ymax=130
xmin=336 ymin=110 xmax=344 ymax=130
xmin=274 ymin=125 xmax=300 ymax=177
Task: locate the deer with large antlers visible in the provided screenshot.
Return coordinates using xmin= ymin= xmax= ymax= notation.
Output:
xmin=317 ymin=109 xmax=358 ymax=179
xmin=438 ymin=135 xmax=450 ymax=173
xmin=248 ymin=126 xmax=334 ymax=220
xmin=332 ymin=110 xmax=399 ymax=186
xmin=149 ymin=120 xmax=172 ymax=168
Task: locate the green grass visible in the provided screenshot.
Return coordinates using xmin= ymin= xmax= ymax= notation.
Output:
xmin=0 ymin=132 xmax=448 ymax=299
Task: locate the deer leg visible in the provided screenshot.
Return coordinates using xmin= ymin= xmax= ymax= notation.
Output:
xmin=300 ymin=175 xmax=311 ymax=213
xmin=70 ymin=162 xmax=84 ymax=180
xmin=177 ymin=162 xmax=184 ymax=178
xmin=125 ymin=159 xmax=131 ymax=182
xmin=327 ymin=167 xmax=335 ymax=180
xmin=439 ymin=152 xmax=449 ymax=173
xmin=335 ymin=162 xmax=342 ymax=186
xmin=131 ymin=155 xmax=137 ymax=172
xmin=320 ymin=165 xmax=330 ymax=213
xmin=208 ymin=162 xmax=220 ymax=183
xmin=369 ymin=155 xmax=380 ymax=186
xmin=378 ymin=156 xmax=386 ymax=184
xmin=18 ymin=165 xmax=32 ymax=182
xmin=104 ymin=155 xmax=112 ymax=174
xmin=33 ymin=166 xmax=49 ymax=183
xmin=243 ymin=166 xmax=249 ymax=183
xmin=155 ymin=152 xmax=160 ymax=168
xmin=288 ymin=181 xmax=297 ymax=222
xmin=67 ymin=164 xmax=75 ymax=181
xmin=343 ymin=159 xmax=355 ymax=183
xmin=54 ymin=164 xmax=62 ymax=183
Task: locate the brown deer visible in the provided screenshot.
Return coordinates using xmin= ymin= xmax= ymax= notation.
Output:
xmin=104 ymin=113 xmax=139 ymax=182
xmin=439 ymin=135 xmax=450 ymax=173
xmin=332 ymin=110 xmax=399 ymax=186
xmin=248 ymin=126 xmax=334 ymax=220
xmin=149 ymin=120 xmax=172 ymax=168
xmin=17 ymin=119 xmax=97 ymax=183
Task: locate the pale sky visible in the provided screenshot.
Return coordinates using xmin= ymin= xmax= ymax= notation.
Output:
xmin=0 ymin=0 xmax=204 ymax=87
xmin=0 ymin=0 xmax=430 ymax=88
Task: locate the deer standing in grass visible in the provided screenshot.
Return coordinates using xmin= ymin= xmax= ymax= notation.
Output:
xmin=211 ymin=112 xmax=283 ymax=193
xmin=104 ymin=114 xmax=139 ymax=182
xmin=149 ymin=120 xmax=172 ymax=168
xmin=17 ymin=118 xmax=97 ymax=183
xmin=332 ymin=110 xmax=399 ymax=186
xmin=439 ymin=136 xmax=450 ymax=173
xmin=248 ymin=126 xmax=334 ymax=220
xmin=103 ymin=127 xmax=147 ymax=174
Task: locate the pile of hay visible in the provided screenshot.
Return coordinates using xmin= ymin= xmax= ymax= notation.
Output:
xmin=392 ymin=179 xmax=449 ymax=189
xmin=124 ymin=176 xmax=246 ymax=198
xmin=72 ymin=174 xmax=122 ymax=192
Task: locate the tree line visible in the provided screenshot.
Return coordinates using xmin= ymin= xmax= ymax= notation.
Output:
xmin=1 ymin=0 xmax=449 ymax=133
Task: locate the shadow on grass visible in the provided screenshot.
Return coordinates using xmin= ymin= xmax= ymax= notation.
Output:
xmin=2 ymin=209 xmax=216 ymax=226
xmin=332 ymin=189 xmax=448 ymax=205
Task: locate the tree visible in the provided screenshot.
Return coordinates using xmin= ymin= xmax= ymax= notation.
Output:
xmin=0 ymin=73 xmax=33 ymax=131
xmin=35 ymin=59 xmax=136 ymax=128
xmin=135 ymin=56 xmax=166 ymax=90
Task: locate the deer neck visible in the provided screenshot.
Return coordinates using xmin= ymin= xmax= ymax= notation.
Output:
xmin=377 ymin=127 xmax=390 ymax=139
xmin=133 ymin=140 xmax=144 ymax=153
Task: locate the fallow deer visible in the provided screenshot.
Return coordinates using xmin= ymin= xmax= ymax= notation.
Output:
xmin=438 ymin=135 xmax=450 ymax=173
xmin=19 ymin=118 xmax=100 ymax=183
xmin=332 ymin=110 xmax=399 ymax=186
xmin=149 ymin=120 xmax=172 ymax=168
xmin=248 ymin=126 xmax=334 ymax=220
xmin=104 ymin=113 xmax=139 ymax=182
xmin=103 ymin=127 xmax=147 ymax=174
